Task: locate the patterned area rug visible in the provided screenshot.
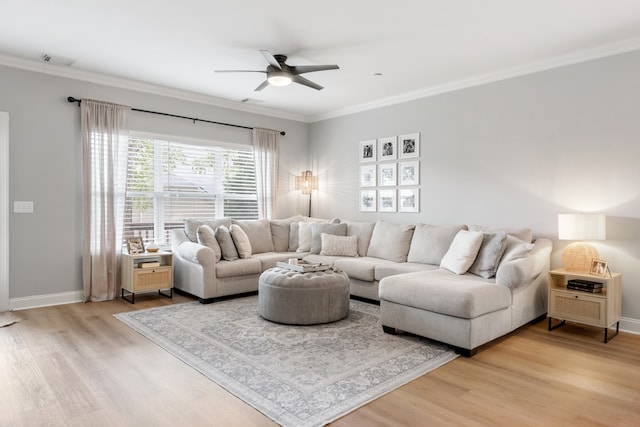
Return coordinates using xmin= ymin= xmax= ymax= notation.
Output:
xmin=115 ymin=296 xmax=457 ymax=427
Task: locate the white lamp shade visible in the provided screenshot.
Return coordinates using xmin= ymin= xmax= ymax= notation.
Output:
xmin=558 ymin=214 xmax=606 ymax=240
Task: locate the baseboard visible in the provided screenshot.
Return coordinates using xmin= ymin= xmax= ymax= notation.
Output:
xmin=620 ymin=317 xmax=640 ymax=335
xmin=10 ymin=290 xmax=84 ymax=311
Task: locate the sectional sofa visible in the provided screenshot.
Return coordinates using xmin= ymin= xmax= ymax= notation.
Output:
xmin=170 ymin=216 xmax=552 ymax=356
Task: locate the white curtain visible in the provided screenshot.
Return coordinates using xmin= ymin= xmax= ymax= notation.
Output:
xmin=81 ymin=99 xmax=130 ymax=302
xmin=253 ymin=128 xmax=279 ymax=219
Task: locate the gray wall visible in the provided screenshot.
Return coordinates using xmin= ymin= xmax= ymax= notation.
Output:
xmin=310 ymin=50 xmax=640 ymax=326
xmin=1 ymin=65 xmax=310 ymax=300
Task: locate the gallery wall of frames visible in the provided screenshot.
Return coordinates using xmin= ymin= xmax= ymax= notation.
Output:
xmin=358 ymin=133 xmax=420 ymax=213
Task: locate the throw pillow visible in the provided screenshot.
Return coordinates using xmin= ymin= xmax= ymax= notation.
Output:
xmin=468 ymin=224 xmax=533 ymax=243
xmin=310 ymin=222 xmax=347 ymax=254
xmin=468 ymin=231 xmax=508 ymax=279
xmin=288 ymin=222 xmax=300 ymax=252
xmin=270 ymin=220 xmax=291 ymax=252
xmin=407 ymin=224 xmax=468 ymax=265
xmin=232 ymin=219 xmax=274 ymax=254
xmin=320 ymin=233 xmax=359 ymax=257
xmin=440 ymin=230 xmax=484 ymax=275
xmin=297 ymin=222 xmax=314 ymax=252
xmin=196 ymin=224 xmax=222 ymax=262
xmin=499 ymin=235 xmax=535 ymax=265
xmin=366 ymin=220 xmax=416 ymax=263
xmin=215 ymin=225 xmax=239 ymax=261
xmin=346 ymin=221 xmax=376 ymax=257
xmin=230 ymin=224 xmax=252 ymax=259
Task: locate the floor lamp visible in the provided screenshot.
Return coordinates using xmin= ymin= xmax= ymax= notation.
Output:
xmin=295 ymin=170 xmax=317 ymax=217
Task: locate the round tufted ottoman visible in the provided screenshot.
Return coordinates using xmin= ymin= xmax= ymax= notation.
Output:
xmin=258 ymin=266 xmax=350 ymax=325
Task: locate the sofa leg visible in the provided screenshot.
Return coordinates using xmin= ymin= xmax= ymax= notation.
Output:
xmin=199 ymin=298 xmax=216 ymax=304
xmin=382 ymin=325 xmax=397 ymax=335
xmin=453 ymin=347 xmax=478 ymax=358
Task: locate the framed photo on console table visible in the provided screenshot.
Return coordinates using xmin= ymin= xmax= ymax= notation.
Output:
xmin=126 ymin=237 xmax=145 ymax=254
xmin=590 ymin=258 xmax=608 ymax=277
xmin=398 ymin=133 xmax=420 ymax=159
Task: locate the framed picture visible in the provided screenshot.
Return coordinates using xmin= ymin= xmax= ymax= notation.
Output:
xmin=378 ymin=189 xmax=397 ymax=212
xmin=590 ymin=258 xmax=608 ymax=277
xmin=378 ymin=163 xmax=397 ymax=186
xmin=126 ymin=237 xmax=145 ymax=254
xmin=359 ymin=140 xmax=377 ymax=163
xmin=378 ymin=136 xmax=397 ymax=161
xmin=359 ymin=190 xmax=377 ymax=212
xmin=399 ymin=188 xmax=420 ymax=212
xmin=398 ymin=133 xmax=420 ymax=159
xmin=360 ymin=164 xmax=376 ymax=187
xmin=399 ymin=161 xmax=419 ymax=186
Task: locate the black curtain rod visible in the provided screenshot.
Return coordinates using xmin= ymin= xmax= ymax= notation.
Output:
xmin=66 ymin=96 xmax=285 ymax=136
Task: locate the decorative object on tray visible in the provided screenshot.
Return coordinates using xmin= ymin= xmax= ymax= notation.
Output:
xmin=146 ymin=242 xmax=160 ymax=253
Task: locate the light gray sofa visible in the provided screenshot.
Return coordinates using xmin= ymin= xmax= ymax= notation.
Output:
xmin=170 ymin=217 xmax=551 ymax=356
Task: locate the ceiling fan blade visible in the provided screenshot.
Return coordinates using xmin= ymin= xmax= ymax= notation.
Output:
xmin=254 ymin=80 xmax=270 ymax=91
xmin=291 ymin=64 xmax=340 ymax=75
xmin=215 ymin=70 xmax=266 ymax=73
xmin=292 ymin=75 xmax=324 ymax=90
xmin=260 ymin=50 xmax=282 ymax=70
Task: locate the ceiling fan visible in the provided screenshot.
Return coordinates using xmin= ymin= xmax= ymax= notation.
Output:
xmin=215 ymin=50 xmax=339 ymax=91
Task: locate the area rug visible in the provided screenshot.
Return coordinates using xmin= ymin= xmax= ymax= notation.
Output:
xmin=0 ymin=311 xmax=20 ymax=327
xmin=115 ymin=296 xmax=457 ymax=427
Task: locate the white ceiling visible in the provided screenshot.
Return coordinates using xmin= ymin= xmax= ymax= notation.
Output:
xmin=2 ymin=0 xmax=640 ymax=122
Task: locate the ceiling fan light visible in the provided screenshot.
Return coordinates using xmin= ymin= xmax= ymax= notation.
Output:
xmin=267 ymin=73 xmax=292 ymax=87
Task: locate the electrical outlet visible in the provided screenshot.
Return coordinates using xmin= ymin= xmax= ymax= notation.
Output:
xmin=13 ymin=201 xmax=34 ymax=213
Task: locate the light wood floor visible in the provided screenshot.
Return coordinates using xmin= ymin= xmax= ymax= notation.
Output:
xmin=1 ymin=294 xmax=639 ymax=427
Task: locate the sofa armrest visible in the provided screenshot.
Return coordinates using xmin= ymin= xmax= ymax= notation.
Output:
xmin=496 ymin=238 xmax=552 ymax=290
xmin=176 ymin=241 xmax=216 ymax=268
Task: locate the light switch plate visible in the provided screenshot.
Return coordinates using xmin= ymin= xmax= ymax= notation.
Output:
xmin=14 ymin=201 xmax=34 ymax=213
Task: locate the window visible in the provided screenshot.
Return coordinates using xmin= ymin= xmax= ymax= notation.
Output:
xmin=123 ymin=135 xmax=258 ymax=245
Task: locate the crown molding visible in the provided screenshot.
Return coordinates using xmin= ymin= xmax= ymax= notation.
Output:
xmin=0 ymin=53 xmax=310 ymax=123
xmin=311 ymin=36 xmax=640 ymax=122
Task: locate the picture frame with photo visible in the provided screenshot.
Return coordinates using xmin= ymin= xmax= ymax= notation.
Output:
xmin=590 ymin=258 xmax=608 ymax=278
xmin=398 ymin=133 xmax=420 ymax=159
xmin=399 ymin=160 xmax=419 ymax=186
xmin=378 ymin=136 xmax=397 ymax=161
xmin=378 ymin=163 xmax=397 ymax=186
xmin=360 ymin=164 xmax=377 ymax=187
xmin=399 ymin=188 xmax=420 ymax=212
xmin=359 ymin=139 xmax=377 ymax=163
xmin=126 ymin=237 xmax=145 ymax=254
xmin=378 ymin=189 xmax=397 ymax=212
xmin=359 ymin=190 xmax=377 ymax=212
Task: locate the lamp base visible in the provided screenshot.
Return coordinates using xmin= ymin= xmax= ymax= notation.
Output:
xmin=562 ymin=242 xmax=599 ymax=272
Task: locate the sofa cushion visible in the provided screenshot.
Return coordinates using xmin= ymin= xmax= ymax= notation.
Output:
xmin=468 ymin=224 xmax=533 ymax=243
xmin=270 ymin=220 xmax=291 ymax=252
xmin=252 ymin=252 xmax=299 ymax=271
xmin=320 ymin=233 xmax=359 ymax=257
xmin=334 ymin=257 xmax=398 ymax=282
xmin=346 ymin=221 xmax=376 ymax=257
xmin=215 ymin=258 xmax=262 ymax=278
xmin=366 ymin=220 xmax=415 ymax=262
xmin=196 ymin=225 xmax=222 ymax=262
xmin=230 ymin=224 xmax=252 ymax=259
xmin=310 ymin=223 xmax=347 ymax=254
xmin=375 ymin=262 xmax=439 ymax=281
xmin=440 ymin=230 xmax=484 ymax=274
xmin=379 ymin=269 xmax=512 ymax=319
xmin=407 ymin=224 xmax=467 ymax=265
xmin=468 ymin=231 xmax=508 ymax=279
xmin=297 ymin=222 xmax=314 ymax=252
xmin=215 ymin=225 xmax=239 ymax=261
xmin=499 ymin=235 xmax=535 ymax=265
xmin=185 ymin=218 xmax=232 ymax=242
xmin=232 ymin=219 xmax=274 ymax=254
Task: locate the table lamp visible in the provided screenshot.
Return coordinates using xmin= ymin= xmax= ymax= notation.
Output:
xmin=558 ymin=213 xmax=606 ymax=272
